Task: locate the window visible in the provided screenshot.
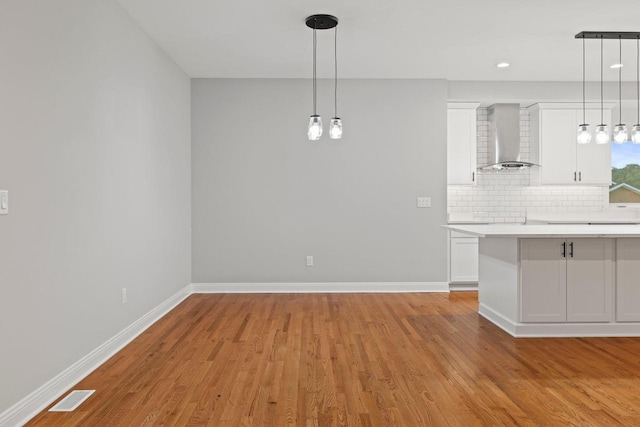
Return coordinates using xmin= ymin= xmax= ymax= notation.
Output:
xmin=610 ymin=143 xmax=640 ymax=204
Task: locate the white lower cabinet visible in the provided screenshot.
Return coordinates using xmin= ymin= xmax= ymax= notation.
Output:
xmin=520 ymin=238 xmax=613 ymax=323
xmin=616 ymin=239 xmax=640 ymax=322
xmin=450 ymin=232 xmax=478 ymax=283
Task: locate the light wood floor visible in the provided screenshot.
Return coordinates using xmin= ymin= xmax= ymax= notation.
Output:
xmin=28 ymin=292 xmax=640 ymax=426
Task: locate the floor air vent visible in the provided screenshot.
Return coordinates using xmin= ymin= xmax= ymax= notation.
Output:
xmin=49 ymin=390 xmax=95 ymax=412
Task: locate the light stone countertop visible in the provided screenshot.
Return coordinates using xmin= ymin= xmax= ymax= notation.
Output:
xmin=444 ymin=223 xmax=640 ymax=238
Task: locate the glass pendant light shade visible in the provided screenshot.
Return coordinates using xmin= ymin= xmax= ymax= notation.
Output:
xmin=329 ymin=118 xmax=342 ymax=139
xmin=308 ymin=115 xmax=323 ymax=140
xmin=632 ymin=124 xmax=640 ymax=144
xmin=613 ymin=124 xmax=628 ymax=143
xmin=595 ymin=124 xmax=609 ymax=144
xmin=577 ymin=124 xmax=592 ymax=144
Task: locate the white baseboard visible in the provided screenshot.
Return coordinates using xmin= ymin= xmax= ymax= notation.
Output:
xmin=479 ymin=303 xmax=640 ymax=338
xmin=0 ymin=284 xmax=192 ymax=427
xmin=191 ymin=282 xmax=450 ymax=293
xmin=449 ymin=283 xmax=478 ymax=292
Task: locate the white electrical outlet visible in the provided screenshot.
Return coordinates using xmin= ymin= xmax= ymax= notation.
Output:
xmin=121 ymin=288 xmax=127 ymax=304
xmin=0 ymin=190 xmax=8 ymax=215
xmin=306 ymin=256 xmax=314 ymax=267
xmin=417 ymin=197 xmax=431 ymax=208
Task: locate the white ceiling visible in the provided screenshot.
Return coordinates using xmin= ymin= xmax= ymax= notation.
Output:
xmin=117 ymin=0 xmax=640 ymax=81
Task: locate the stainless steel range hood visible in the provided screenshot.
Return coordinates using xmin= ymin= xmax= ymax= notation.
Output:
xmin=480 ymin=103 xmax=539 ymax=170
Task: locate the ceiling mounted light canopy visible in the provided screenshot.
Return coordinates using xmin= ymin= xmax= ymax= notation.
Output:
xmin=306 ymin=14 xmax=342 ymax=141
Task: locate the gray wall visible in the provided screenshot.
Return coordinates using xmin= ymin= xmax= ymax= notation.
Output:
xmin=192 ymin=79 xmax=447 ymax=283
xmin=0 ymin=0 xmax=191 ymax=413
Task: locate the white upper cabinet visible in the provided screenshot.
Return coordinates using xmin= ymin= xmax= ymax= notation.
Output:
xmin=529 ymin=103 xmax=613 ymax=185
xmin=447 ymin=103 xmax=480 ymax=185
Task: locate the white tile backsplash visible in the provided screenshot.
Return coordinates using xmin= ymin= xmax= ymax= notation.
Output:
xmin=447 ymin=108 xmax=607 ymax=223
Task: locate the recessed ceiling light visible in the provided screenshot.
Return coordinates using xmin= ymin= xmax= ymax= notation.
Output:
xmin=610 ymin=63 xmax=624 ymax=69
xmin=496 ymin=62 xmax=510 ymax=68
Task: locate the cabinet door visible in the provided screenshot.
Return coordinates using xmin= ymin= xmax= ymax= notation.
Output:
xmin=447 ymin=109 xmax=477 ymax=185
xmin=566 ymin=238 xmax=613 ymax=322
xmin=576 ymin=109 xmax=612 ymax=185
xmin=450 ymin=237 xmax=479 ymax=282
xmin=540 ymin=109 xmax=578 ymax=184
xmin=520 ymin=239 xmax=567 ymax=322
xmin=616 ymin=239 xmax=640 ymax=322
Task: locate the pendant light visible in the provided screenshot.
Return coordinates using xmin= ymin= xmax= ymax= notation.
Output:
xmin=595 ymin=35 xmax=610 ymax=144
xmin=613 ymin=36 xmax=629 ymax=143
xmin=305 ymin=15 xmax=339 ymax=141
xmin=633 ymin=36 xmax=640 ymax=143
xmin=307 ymin=21 xmax=322 ymax=140
xmin=329 ymin=25 xmax=342 ymax=139
xmin=577 ymin=36 xmax=592 ymax=144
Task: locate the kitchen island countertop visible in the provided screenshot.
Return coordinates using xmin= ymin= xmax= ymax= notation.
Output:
xmin=444 ymin=223 xmax=640 ymax=238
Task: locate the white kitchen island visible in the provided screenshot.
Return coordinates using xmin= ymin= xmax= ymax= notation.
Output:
xmin=445 ymin=224 xmax=640 ymax=337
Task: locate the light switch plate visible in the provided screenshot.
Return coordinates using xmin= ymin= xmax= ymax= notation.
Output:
xmin=0 ymin=190 xmax=7 ymax=215
xmin=417 ymin=197 xmax=431 ymax=208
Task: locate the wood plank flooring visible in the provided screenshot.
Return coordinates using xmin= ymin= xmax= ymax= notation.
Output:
xmin=27 ymin=292 xmax=640 ymax=426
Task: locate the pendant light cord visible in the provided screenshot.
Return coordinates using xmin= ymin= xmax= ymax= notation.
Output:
xmin=313 ymin=23 xmax=317 ymax=116
xmin=601 ymin=35 xmax=604 ymax=125
xmin=334 ymin=26 xmax=338 ymax=118
xmin=637 ymin=37 xmax=639 ymax=124
xmin=619 ymin=36 xmax=623 ymax=124
xmin=582 ymin=37 xmax=586 ymax=124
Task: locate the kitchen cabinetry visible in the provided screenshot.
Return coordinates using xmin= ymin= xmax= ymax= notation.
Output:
xmin=616 ymin=239 xmax=640 ymax=322
xmin=447 ymin=103 xmax=480 ymax=185
xmin=520 ymin=238 xmax=613 ymax=323
xmin=450 ymin=231 xmax=478 ymax=283
xmin=528 ymin=103 xmax=613 ymax=185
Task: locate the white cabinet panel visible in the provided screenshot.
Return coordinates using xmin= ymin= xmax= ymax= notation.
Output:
xmin=447 ymin=105 xmax=479 ymax=185
xmin=520 ymin=239 xmax=567 ymax=322
xmin=521 ymin=238 xmax=614 ymax=324
xmin=450 ymin=237 xmax=478 ymax=282
xmin=566 ymin=239 xmax=613 ymax=322
xmin=539 ymin=109 xmax=577 ymax=185
xmin=616 ymin=239 xmax=640 ymax=322
xmin=529 ymin=104 xmax=613 ymax=186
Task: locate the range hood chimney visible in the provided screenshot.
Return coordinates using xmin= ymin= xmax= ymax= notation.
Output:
xmin=480 ymin=103 xmax=539 ymax=170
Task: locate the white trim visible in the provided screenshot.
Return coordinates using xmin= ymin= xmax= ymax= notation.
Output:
xmin=480 ymin=303 xmax=640 ymax=338
xmin=527 ymin=102 xmax=616 ymax=111
xmin=449 ymin=283 xmax=478 ymax=292
xmin=0 ymin=284 xmax=192 ymax=427
xmin=191 ymin=282 xmax=450 ymax=294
